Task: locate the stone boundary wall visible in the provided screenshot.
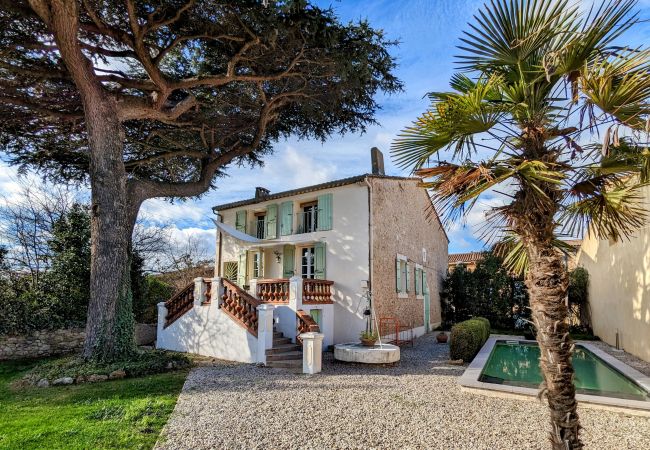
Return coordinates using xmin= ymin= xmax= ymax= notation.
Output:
xmin=0 ymin=328 xmax=85 ymax=360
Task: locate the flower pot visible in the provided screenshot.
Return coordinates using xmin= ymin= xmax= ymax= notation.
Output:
xmin=436 ymin=332 xmax=448 ymax=343
xmin=360 ymin=338 xmax=377 ymax=347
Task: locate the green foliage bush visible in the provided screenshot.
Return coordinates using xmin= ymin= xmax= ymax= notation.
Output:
xmin=441 ymin=253 xmax=529 ymax=330
xmin=449 ymin=317 xmax=491 ymax=362
xmin=22 ymin=350 xmax=190 ymax=383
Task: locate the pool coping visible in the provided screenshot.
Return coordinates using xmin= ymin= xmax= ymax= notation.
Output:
xmin=459 ymin=336 xmax=650 ymax=414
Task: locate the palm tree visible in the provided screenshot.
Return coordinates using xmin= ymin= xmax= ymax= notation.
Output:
xmin=392 ymin=1 xmax=650 ymax=448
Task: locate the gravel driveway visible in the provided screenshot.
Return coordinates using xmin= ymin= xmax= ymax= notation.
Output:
xmin=157 ymin=334 xmax=650 ymax=449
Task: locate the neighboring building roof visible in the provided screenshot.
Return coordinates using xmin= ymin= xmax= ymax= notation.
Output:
xmin=448 ymin=251 xmax=486 ymax=265
xmin=211 ymin=174 xmax=419 ymax=211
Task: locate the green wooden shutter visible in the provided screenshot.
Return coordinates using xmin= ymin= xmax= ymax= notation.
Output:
xmin=265 ymin=204 xmax=278 ymax=239
xmin=405 ymin=262 xmax=411 ymax=292
xmin=396 ymin=258 xmax=402 ymax=293
xmin=235 ymin=210 xmax=247 ymax=233
xmin=314 ymin=242 xmax=326 ymax=279
xmin=317 ymin=193 xmax=333 ymax=231
xmin=237 ymin=251 xmax=247 ymax=286
xmin=422 ymin=270 xmax=429 ymax=295
xmin=282 ymin=245 xmax=295 ymax=277
xmin=415 ymin=268 xmax=421 ymax=295
xmin=280 ymin=201 xmax=293 ymax=236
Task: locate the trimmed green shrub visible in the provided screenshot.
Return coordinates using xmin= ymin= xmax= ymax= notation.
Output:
xmin=449 ymin=317 xmax=491 ymax=362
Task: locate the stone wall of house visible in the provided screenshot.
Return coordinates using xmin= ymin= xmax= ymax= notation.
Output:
xmin=0 ymin=328 xmax=85 ymax=360
xmin=369 ymin=177 xmax=448 ymax=333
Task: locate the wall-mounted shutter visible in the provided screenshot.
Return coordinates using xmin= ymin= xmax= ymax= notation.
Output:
xmin=280 ymin=201 xmax=293 ymax=236
xmin=237 ymin=251 xmax=247 ymax=286
xmin=317 ymin=193 xmax=333 ymax=231
xmin=405 ymin=262 xmax=411 ymax=292
xmin=396 ymin=258 xmax=402 ymax=293
xmin=422 ymin=270 xmax=429 ymax=295
xmin=235 ymin=210 xmax=247 ymax=233
xmin=265 ymin=204 xmax=278 ymax=239
xmin=415 ymin=268 xmax=421 ymax=295
xmin=282 ymin=245 xmax=295 ymax=278
xmin=314 ymin=242 xmax=326 ymax=279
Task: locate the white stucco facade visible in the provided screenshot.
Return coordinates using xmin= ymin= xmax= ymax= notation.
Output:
xmin=216 ymin=182 xmax=370 ymax=345
xmin=157 ymin=300 xmax=259 ymax=363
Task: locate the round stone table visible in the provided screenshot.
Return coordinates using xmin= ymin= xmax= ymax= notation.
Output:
xmin=334 ymin=342 xmax=400 ymax=364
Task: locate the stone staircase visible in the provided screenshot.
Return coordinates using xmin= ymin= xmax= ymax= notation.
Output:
xmin=265 ymin=329 xmax=302 ymax=372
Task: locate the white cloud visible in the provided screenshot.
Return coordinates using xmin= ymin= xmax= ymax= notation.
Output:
xmin=260 ymin=145 xmax=337 ymax=189
xmin=139 ymin=198 xmax=206 ymax=224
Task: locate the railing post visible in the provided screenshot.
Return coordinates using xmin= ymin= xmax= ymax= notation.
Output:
xmin=193 ymin=277 xmax=206 ymax=305
xmin=212 ymin=277 xmax=224 ymax=306
xmin=248 ymin=278 xmax=258 ymax=298
xmin=300 ymin=332 xmax=324 ymax=374
xmin=289 ymin=275 xmax=303 ymax=310
xmin=256 ymin=304 xmax=275 ymax=364
xmin=156 ymin=302 xmax=167 ymax=348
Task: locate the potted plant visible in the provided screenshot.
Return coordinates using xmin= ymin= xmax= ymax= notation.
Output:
xmin=436 ymin=331 xmax=448 ymax=343
xmin=360 ymin=330 xmax=378 ymax=346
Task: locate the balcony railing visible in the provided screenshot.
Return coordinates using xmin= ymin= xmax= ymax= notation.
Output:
xmin=250 ymin=220 xmax=265 ymax=239
xmin=256 ymin=279 xmax=290 ymax=303
xmin=302 ymin=279 xmax=334 ymax=304
xmin=296 ymin=210 xmax=318 ymax=234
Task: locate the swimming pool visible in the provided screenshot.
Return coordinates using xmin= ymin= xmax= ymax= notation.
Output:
xmin=479 ymin=341 xmax=649 ymax=402
xmin=459 ymin=337 xmax=650 ymax=413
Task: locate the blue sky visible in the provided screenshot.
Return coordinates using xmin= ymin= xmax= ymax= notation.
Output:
xmin=2 ymin=0 xmax=650 ymax=256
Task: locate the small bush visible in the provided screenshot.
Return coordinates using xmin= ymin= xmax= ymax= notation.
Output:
xmin=449 ymin=317 xmax=491 ymax=362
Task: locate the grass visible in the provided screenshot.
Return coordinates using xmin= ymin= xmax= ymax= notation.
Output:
xmin=0 ymin=358 xmax=188 ymax=450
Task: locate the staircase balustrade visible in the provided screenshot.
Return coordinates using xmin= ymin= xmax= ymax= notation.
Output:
xmin=296 ymin=309 xmax=320 ymax=344
xmin=164 ymin=282 xmax=195 ymax=328
xmin=221 ymin=278 xmax=261 ymax=336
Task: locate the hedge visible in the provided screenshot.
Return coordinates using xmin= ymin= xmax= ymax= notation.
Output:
xmin=449 ymin=317 xmax=491 ymax=362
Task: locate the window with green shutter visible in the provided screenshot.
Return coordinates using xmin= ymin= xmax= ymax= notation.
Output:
xmin=235 ymin=210 xmax=247 ymax=233
xmin=265 ymin=204 xmax=278 ymax=239
xmin=317 ymin=193 xmax=333 ymax=231
xmin=415 ymin=267 xmax=422 ymax=295
xmin=396 ymin=255 xmax=408 ymax=294
xmin=395 ymin=258 xmax=402 ymax=293
xmin=282 ymin=245 xmax=295 ymax=277
xmin=314 ymin=242 xmax=326 ymax=279
xmin=280 ymin=201 xmax=293 ymax=235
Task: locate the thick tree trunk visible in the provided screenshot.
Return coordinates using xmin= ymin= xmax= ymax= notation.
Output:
xmin=81 ymin=96 xmax=138 ymax=362
xmin=526 ymin=242 xmax=581 ymax=450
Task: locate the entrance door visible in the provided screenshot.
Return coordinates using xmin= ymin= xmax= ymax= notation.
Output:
xmin=301 ymin=247 xmax=315 ymax=279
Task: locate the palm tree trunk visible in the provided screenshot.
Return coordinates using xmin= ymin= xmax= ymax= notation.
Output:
xmin=526 ymin=243 xmax=581 ymax=450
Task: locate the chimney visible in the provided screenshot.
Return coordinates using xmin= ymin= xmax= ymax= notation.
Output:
xmin=255 ymin=187 xmax=270 ymax=199
xmin=371 ymin=147 xmax=385 ymax=175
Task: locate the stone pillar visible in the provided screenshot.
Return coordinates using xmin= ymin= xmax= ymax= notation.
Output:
xmin=289 ymin=275 xmax=303 ymax=310
xmin=193 ymin=277 xmax=206 ymax=306
xmin=256 ymin=304 xmax=275 ymax=364
xmin=156 ymin=302 xmax=168 ymax=349
xmin=248 ymin=278 xmax=258 ymax=298
xmin=300 ymin=332 xmax=324 ymax=374
xmin=212 ymin=277 xmax=224 ymax=306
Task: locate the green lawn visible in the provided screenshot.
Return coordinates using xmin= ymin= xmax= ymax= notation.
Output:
xmin=0 ymin=359 xmax=188 ymax=450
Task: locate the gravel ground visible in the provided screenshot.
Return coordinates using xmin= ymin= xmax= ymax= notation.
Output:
xmin=157 ymin=334 xmax=650 ymax=450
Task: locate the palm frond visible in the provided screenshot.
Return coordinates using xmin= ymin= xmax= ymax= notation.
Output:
xmin=392 ymin=74 xmax=508 ymax=169
xmin=494 ymin=233 xmax=579 ymax=276
xmin=581 ymin=48 xmax=650 ymax=129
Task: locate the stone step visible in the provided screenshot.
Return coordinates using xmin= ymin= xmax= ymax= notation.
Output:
xmin=273 ymin=332 xmax=284 ymax=338
xmin=266 ymin=344 xmax=301 ymax=354
xmin=273 ymin=337 xmax=292 ymax=346
xmin=266 ymin=360 xmax=302 ymax=369
xmin=266 ymin=351 xmax=302 ymax=361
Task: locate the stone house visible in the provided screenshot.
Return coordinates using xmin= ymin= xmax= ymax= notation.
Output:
xmin=156 ymin=149 xmax=448 ymax=365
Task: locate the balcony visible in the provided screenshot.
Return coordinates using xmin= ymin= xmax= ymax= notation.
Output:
xmin=254 ymin=278 xmax=333 ymax=304
xmin=296 ymin=210 xmax=318 ymax=234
